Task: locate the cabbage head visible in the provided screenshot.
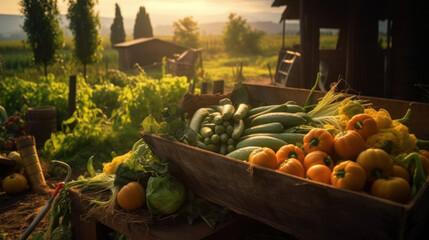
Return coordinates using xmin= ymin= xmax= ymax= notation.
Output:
xmin=146 ymin=176 xmax=186 ymax=215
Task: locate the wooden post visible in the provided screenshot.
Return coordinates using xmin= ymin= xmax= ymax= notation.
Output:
xmin=201 ymin=82 xmax=208 ymax=94
xmin=213 ymin=80 xmax=224 ymax=94
xmin=68 ymin=75 xmax=76 ymax=117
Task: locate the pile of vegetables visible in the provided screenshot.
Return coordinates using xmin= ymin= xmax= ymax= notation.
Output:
xmin=185 ymin=81 xmax=429 ymax=204
xmin=0 ymin=151 xmax=28 ymax=195
xmin=41 ymin=137 xmax=228 ymax=239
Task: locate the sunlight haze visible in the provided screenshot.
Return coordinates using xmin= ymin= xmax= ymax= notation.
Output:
xmin=0 ymin=0 xmax=284 ymax=25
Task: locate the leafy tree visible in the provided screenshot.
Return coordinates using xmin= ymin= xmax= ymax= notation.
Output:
xmin=133 ymin=6 xmax=153 ymax=39
xmin=110 ymin=3 xmax=126 ymax=46
xmin=222 ymin=13 xmax=265 ymax=55
xmin=67 ymin=0 xmax=102 ymax=79
xmin=20 ymin=0 xmax=64 ymax=77
xmin=173 ymin=16 xmax=200 ymax=48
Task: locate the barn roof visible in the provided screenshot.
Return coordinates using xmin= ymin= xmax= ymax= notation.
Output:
xmin=271 ymin=0 xmax=300 ymax=21
xmin=113 ymin=37 xmax=186 ymax=49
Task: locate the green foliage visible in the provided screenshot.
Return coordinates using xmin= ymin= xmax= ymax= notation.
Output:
xmin=41 ymin=74 xmax=188 ymax=169
xmin=20 ymin=0 xmax=64 ymax=76
xmin=133 ymin=6 xmax=153 ymax=39
xmin=67 ymin=0 xmax=102 ymax=77
xmin=222 ymin=13 xmax=265 ymax=56
xmin=173 ymin=16 xmax=200 ymax=48
xmin=110 ymin=3 xmax=126 ymax=46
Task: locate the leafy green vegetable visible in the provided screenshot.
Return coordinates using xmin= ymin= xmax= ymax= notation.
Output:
xmin=146 ymin=176 xmax=186 ymax=215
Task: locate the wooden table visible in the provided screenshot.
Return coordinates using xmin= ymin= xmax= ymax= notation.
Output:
xmin=69 ymin=188 xmax=263 ymax=240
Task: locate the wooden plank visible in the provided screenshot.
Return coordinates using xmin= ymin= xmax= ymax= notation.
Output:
xmin=143 ymin=133 xmax=415 ymax=240
xmin=0 ymin=156 xmax=15 ymax=166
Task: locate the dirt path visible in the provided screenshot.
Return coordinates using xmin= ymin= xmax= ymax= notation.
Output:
xmin=0 ymin=179 xmax=58 ymax=239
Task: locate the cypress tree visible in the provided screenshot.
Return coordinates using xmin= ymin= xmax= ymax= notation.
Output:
xmin=20 ymin=0 xmax=64 ymax=77
xmin=110 ymin=3 xmax=126 ymax=46
xmin=67 ymin=0 xmax=102 ymax=79
xmin=133 ymin=6 xmax=153 ymax=39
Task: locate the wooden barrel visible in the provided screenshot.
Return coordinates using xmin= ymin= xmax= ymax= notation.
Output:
xmin=27 ymin=106 xmax=57 ymax=147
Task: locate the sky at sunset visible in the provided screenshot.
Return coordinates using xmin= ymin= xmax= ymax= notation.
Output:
xmin=0 ymin=0 xmax=284 ymax=25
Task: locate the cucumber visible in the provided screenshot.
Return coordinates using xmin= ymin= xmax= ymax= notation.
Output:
xmin=227 ymin=145 xmax=235 ymax=153
xmin=226 ymin=146 xmax=262 ymax=161
xmin=220 ymin=133 xmax=229 ymax=143
xmin=231 ymin=120 xmax=245 ymax=140
xmin=245 ymin=104 xmax=288 ymax=125
xmin=189 ymin=108 xmax=214 ymax=132
xmin=239 ymin=133 xmax=305 ymax=145
xmin=286 ymin=104 xmax=305 ymax=113
xmin=250 ymin=112 xmax=306 ymax=128
xmin=285 ymin=101 xmax=297 ymax=105
xmin=233 ymin=104 xmax=249 ymax=121
xmin=296 ymin=112 xmax=312 ymax=123
xmin=204 ymin=137 xmax=211 ymax=145
xmin=223 ymin=121 xmax=231 ymax=127
xmin=246 ymin=105 xmax=275 ymax=116
xmin=213 ymin=115 xmax=223 ymax=125
xmin=236 ymin=136 xmax=287 ymax=151
xmin=243 ymin=122 xmax=284 ymax=136
xmin=209 ymin=105 xmax=223 ymax=113
xmin=215 ymin=125 xmax=225 ymax=135
xmin=197 ymin=141 xmax=213 ymax=151
xmin=227 ymin=138 xmax=235 ymax=146
xmin=221 ymin=104 xmax=235 ymax=120
xmin=226 ymin=125 xmax=234 ymax=135
xmin=219 ymin=144 xmax=227 ymax=155
xmin=219 ymin=98 xmax=233 ymax=106
xmin=200 ymin=127 xmax=214 ymax=138
xmin=211 ymin=134 xmax=220 ymax=145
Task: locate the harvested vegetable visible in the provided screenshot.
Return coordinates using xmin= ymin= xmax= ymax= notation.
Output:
xmin=1 ymin=173 xmax=28 ymax=194
xmin=303 ymin=150 xmax=333 ymax=171
xmin=306 ymin=164 xmax=331 ymax=184
xmin=249 ymin=147 xmax=278 ymax=169
xmin=370 ymin=177 xmax=410 ymax=203
xmin=356 ymin=148 xmax=394 ymax=182
xmin=117 ymin=181 xmax=146 ymax=211
xmin=146 ymin=176 xmax=186 ymax=215
xmin=333 ymin=130 xmax=366 ymax=160
xmin=277 ymin=158 xmax=305 ymax=178
xmin=331 ymin=161 xmax=366 ymax=191
xmin=346 ymin=114 xmax=377 ymax=140
xmin=303 ymin=128 xmax=334 ymax=154
xmin=276 ymin=144 xmax=305 ymax=165
xmin=392 ymin=165 xmax=410 ymax=183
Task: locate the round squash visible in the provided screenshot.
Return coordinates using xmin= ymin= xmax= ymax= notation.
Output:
xmin=303 ymin=150 xmax=334 ymax=171
xmin=249 ymin=147 xmax=278 ymax=169
xmin=356 ymin=148 xmax=394 ymax=182
xmin=117 ymin=181 xmax=146 ymax=211
xmin=370 ymin=177 xmax=410 ymax=203
xmin=2 ymin=173 xmax=28 ymax=194
xmin=277 ymin=158 xmax=305 ymax=178
xmin=334 ymin=130 xmax=366 ymax=160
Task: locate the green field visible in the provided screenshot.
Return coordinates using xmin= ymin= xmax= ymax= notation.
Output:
xmin=0 ymin=34 xmax=341 ymax=88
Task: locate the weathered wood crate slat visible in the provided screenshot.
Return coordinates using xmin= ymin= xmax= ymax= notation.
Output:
xmin=142 ymin=84 xmax=429 ymax=240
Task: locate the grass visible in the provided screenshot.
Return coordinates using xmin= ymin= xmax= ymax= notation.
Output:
xmin=0 ymin=34 xmax=340 ymax=88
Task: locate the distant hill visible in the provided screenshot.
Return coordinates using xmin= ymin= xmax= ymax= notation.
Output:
xmin=0 ymin=14 xmax=302 ymax=41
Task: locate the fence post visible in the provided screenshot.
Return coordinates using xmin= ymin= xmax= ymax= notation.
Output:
xmin=68 ymin=75 xmax=76 ymax=117
xmin=201 ymin=82 xmax=208 ymax=94
xmin=213 ymin=80 xmax=224 ymax=94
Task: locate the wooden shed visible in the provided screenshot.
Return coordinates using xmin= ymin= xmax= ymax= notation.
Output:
xmin=114 ymin=38 xmax=187 ymax=70
xmin=272 ymin=0 xmax=429 ymax=102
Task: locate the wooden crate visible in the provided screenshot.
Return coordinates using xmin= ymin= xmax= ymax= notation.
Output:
xmin=142 ymin=83 xmax=429 ymax=240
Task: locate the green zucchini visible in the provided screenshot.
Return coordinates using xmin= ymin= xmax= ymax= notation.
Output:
xmin=239 ymin=133 xmax=305 ymax=145
xmin=209 ymin=105 xmax=223 ymax=113
xmin=244 ymin=104 xmax=288 ymax=125
xmin=243 ymin=122 xmax=284 ymax=136
xmin=227 ymin=145 xmax=235 ymax=153
xmin=189 ymin=108 xmax=214 ymax=132
xmin=226 ymin=146 xmax=262 ymax=161
xmin=233 ymin=104 xmax=249 ymax=121
xmin=231 ymin=120 xmax=245 ymax=140
xmin=286 ymin=104 xmax=305 ymax=113
xmin=219 ymin=98 xmax=233 ymax=106
xmin=250 ymin=112 xmax=306 ymax=128
xmin=220 ymin=133 xmax=229 ymax=143
xmin=219 ymin=144 xmax=227 ymax=155
xmin=246 ymin=105 xmax=275 ymax=116
xmin=215 ymin=125 xmax=225 ymax=135
xmin=221 ymin=104 xmax=235 ymax=120
xmin=236 ymin=136 xmax=287 ymax=151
